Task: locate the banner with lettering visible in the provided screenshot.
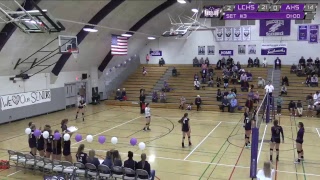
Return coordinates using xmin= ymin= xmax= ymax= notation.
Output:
xmin=215 ymin=27 xmax=224 ymax=41
xmin=233 ymin=27 xmax=242 ymax=41
xmin=1 ymin=90 xmax=51 ymax=111
xmin=259 ymin=20 xmax=291 ymax=36
xmin=219 ymin=50 xmax=234 ymax=56
xmin=149 ymin=50 xmax=162 ymax=56
xmin=309 ymin=25 xmax=319 ymax=44
xmin=297 ymin=25 xmax=308 ymax=41
xmin=261 ymin=43 xmax=287 ymax=56
xmin=224 ymin=27 xmax=233 ymax=41
xmin=242 ymin=26 xmax=251 ymax=41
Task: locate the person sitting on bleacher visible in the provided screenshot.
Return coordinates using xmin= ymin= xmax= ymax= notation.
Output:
xmin=194 ymin=73 xmax=199 ymax=81
xmin=142 ymin=66 xmax=147 ymax=76
xmin=223 ymin=75 xmax=229 ymax=88
xmin=307 ymin=57 xmax=313 ymax=66
xmin=306 ymin=94 xmax=314 ymax=117
xmin=205 ymin=57 xmax=210 ymax=67
xmin=201 ymin=63 xmax=207 ymax=70
xmin=216 ymin=76 xmax=222 ymax=87
xmin=231 ymin=72 xmax=238 ymax=84
xmin=208 ymin=76 xmax=214 ymax=87
xmin=194 ymin=79 xmax=200 ymax=90
xmin=193 ymin=57 xmax=199 ymax=67
xmin=315 ymin=57 xmax=320 ymax=68
xmin=296 ymin=100 xmax=303 ymax=117
xmin=208 ymin=66 xmax=214 ymax=76
xmin=115 ymin=89 xmax=122 ymax=100
xmin=246 ymin=71 xmax=253 ymax=81
xmin=241 ymin=80 xmax=249 ymax=92
xmin=299 ymin=56 xmax=306 ymax=68
xmin=232 ymin=64 xmax=239 ymax=74
xmin=280 ymin=85 xmax=287 ymax=96
xmin=137 ymin=153 xmax=155 ymax=180
xmin=288 ymin=100 xmax=296 ymax=116
xmin=223 ymin=89 xmax=229 ymax=97
xmin=201 ymin=68 xmax=207 ymax=79
xmin=201 ymin=73 xmax=206 ymax=84
xmin=227 ymin=90 xmax=236 ymax=101
xmin=195 ymin=95 xmax=202 ymax=111
xmin=172 ymin=67 xmax=177 ymax=77
xmin=220 ymin=96 xmax=230 ymax=112
xmin=240 ymin=73 xmax=247 ymax=83
xmin=236 ymin=61 xmax=242 ymax=69
xmin=262 ymin=57 xmax=267 ymax=68
xmin=230 ymin=97 xmax=238 ymax=112
xmin=282 ymin=76 xmax=289 ymax=86
xmin=121 ymin=88 xmax=127 ymax=101
xmin=305 ymin=75 xmax=311 ymax=87
xmin=163 ymin=81 xmax=171 ymax=92
xmin=216 ymin=59 xmax=222 ymax=70
xmin=274 ymin=57 xmax=281 ymax=69
xmin=231 ymin=86 xmax=237 ymax=95
xmin=199 ymin=57 xmax=204 ymax=66
xmin=221 ymin=57 xmax=226 ymax=68
xmin=160 ymin=91 xmax=166 ymax=103
xmin=247 ymin=57 xmax=254 ymax=68
xmin=227 ymin=56 xmax=234 ymax=67
xmin=311 ymin=75 xmax=318 ymax=87
xmin=179 ymin=96 xmax=186 ymax=109
xmin=254 ymin=57 xmax=260 ymax=67
xmin=257 ymin=77 xmax=265 ymax=89
xmin=159 ymin=58 xmax=165 ymax=67
xmin=290 ymin=64 xmax=297 ymax=74
xmin=313 ymin=91 xmax=320 ymax=105
xmin=152 ymin=91 xmax=158 ymax=102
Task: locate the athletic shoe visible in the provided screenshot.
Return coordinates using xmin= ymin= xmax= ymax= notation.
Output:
xmin=182 ymin=143 xmax=185 ymax=148
xmin=147 ymin=128 xmax=151 ymax=131
xmin=143 ymin=128 xmax=146 ymax=131
xmin=189 ymin=142 xmax=192 ymax=146
xmin=294 ymin=159 xmax=301 ymax=164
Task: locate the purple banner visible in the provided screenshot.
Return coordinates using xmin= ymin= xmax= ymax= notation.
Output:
xmin=149 ymin=50 xmax=162 ymax=56
xmin=200 ymin=6 xmax=222 ymax=18
xmin=298 ymin=25 xmax=308 ymax=41
xmin=224 ymin=12 xmax=305 ymax=20
xmin=250 ymin=127 xmax=259 ymax=178
xmin=219 ymin=50 xmax=233 ymax=56
xmin=259 ymin=20 xmax=291 ymax=36
xmin=281 ymin=4 xmax=305 ymax=12
xmin=309 ymin=25 xmax=319 ymax=44
xmin=234 ymin=4 xmax=259 ymax=12
xmin=261 ymin=43 xmax=287 ymax=56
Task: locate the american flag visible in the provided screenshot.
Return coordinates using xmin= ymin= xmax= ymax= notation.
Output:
xmin=111 ymin=34 xmax=128 ymax=55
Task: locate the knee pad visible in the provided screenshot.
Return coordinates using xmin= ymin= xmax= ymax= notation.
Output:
xmin=188 ymin=136 xmax=190 ymax=139
xmin=270 ymin=148 xmax=273 ymax=151
xmin=297 ymin=150 xmax=302 ymax=154
xmin=183 ymin=137 xmax=185 ymax=139
xmin=276 ymin=149 xmax=279 ymax=151
xmin=82 ymin=113 xmax=84 ymax=115
xmin=301 ymin=150 xmax=303 ymax=153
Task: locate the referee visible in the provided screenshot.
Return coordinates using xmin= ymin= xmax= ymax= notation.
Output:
xmin=264 ymin=81 xmax=274 ymax=103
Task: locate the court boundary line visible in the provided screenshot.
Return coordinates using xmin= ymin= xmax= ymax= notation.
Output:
xmin=7 ymin=170 xmax=22 ymax=177
xmin=257 ymin=124 xmax=268 ymax=163
xmin=316 ymin=128 xmax=320 ymax=138
xmin=183 ymin=122 xmax=222 ymax=160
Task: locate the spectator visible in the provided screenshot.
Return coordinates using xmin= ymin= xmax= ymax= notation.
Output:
xmin=245 ymin=97 xmax=254 ymax=112
xmin=172 ymin=67 xmax=177 ymax=76
xmin=236 ymin=61 xmax=242 ymax=69
xmin=257 ymin=77 xmax=266 ymax=89
xmin=221 ymin=57 xmax=226 ymax=68
xmin=231 ymin=86 xmax=237 ymax=95
xmin=216 ymin=89 xmax=222 ymax=101
xmin=254 ymin=91 xmax=260 ymax=104
xmin=264 ymin=81 xmax=274 ymax=97
xmin=137 ymin=153 xmax=155 ymax=180
xmin=201 ymin=63 xmax=208 ymax=70
xmin=140 ymin=86 xmax=145 ymax=95
xmin=305 ymin=75 xmax=311 ymax=87
xmin=247 ymin=57 xmax=253 ymax=68
xmin=124 ymin=151 xmax=137 ymax=176
xmin=290 ymin=64 xmax=297 ymax=73
xmin=299 ymin=56 xmax=306 ymax=68
xmin=121 ymin=88 xmax=127 ymax=101
xmin=220 ymin=96 xmax=230 ymax=112
xmin=241 ymin=80 xmax=249 ymax=92
xmin=223 ymin=89 xmax=229 ymax=97
xmin=194 ymin=79 xmax=200 ymax=90
xmin=142 ymin=67 xmax=147 ymax=76
xmin=288 ymin=100 xmax=296 ymax=116
xmin=230 ymin=98 xmax=238 ymax=112
xmin=282 ymin=76 xmax=289 ymax=86
xmin=115 ymin=89 xmax=122 ymax=100
xmin=208 ymin=66 xmax=214 ymax=76
xmin=112 ymin=150 xmax=122 ymax=167
xmin=313 ymin=91 xmax=320 ymax=105
xmin=223 ymin=75 xmax=229 ymax=88
xmin=199 ymin=57 xmax=204 ymax=65
xmin=276 ymin=95 xmax=283 ymax=116
xmin=240 ymin=73 xmax=247 ymax=82
xmin=152 ymin=91 xmax=158 ymax=102
xmin=227 ymin=90 xmax=236 ymax=101
xmin=296 ymin=100 xmax=303 ymax=117
xmin=307 ymin=57 xmax=313 ymax=66
xmin=274 ymin=57 xmax=281 ymax=69
xmin=146 ymin=54 xmax=150 ymax=64
xmin=254 ymin=57 xmax=260 ymax=67
xmin=232 ymin=64 xmax=239 ymax=74
xmin=76 ymin=144 xmax=87 ymax=165
xmin=102 ymin=151 xmax=113 ymax=168
xmin=280 ymin=85 xmax=287 ymax=96
xmin=248 ymin=89 xmax=255 ymax=99
xmin=139 ymin=92 xmax=146 ymax=114
xmin=160 ymin=91 xmax=166 ymax=103
xmin=208 ymin=76 xmax=214 ymax=87
xmin=179 ymin=96 xmax=186 ymax=110
xmin=216 ymin=59 xmax=222 ymax=70
xmin=262 ymin=57 xmax=267 ymax=68
xmin=216 ymin=76 xmax=221 ymax=87
xmin=195 ymin=95 xmax=202 ymax=111
xmin=159 ymin=58 xmax=165 ymax=66
xmin=87 ymin=150 xmax=100 ymax=168
xmin=246 ymin=71 xmax=253 ymax=81
xmin=306 ymin=95 xmax=314 ymax=117
xmin=227 ymin=56 xmax=234 ymax=66
xmin=205 ymin=57 xmax=210 ymax=66
xmin=231 ymin=72 xmax=238 ymax=84
xmin=163 ymin=81 xmax=171 ymax=92
xmin=201 ymin=70 xmax=207 ymax=84
xmin=194 ymin=73 xmax=199 ymax=81
xmin=193 ymin=57 xmax=199 ymax=67
xmin=315 ymin=57 xmax=320 ymax=67
xmin=311 ymin=75 xmax=318 ymax=87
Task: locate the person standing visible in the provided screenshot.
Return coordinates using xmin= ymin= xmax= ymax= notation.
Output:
xmin=178 ymin=113 xmax=192 ymax=148
xmin=276 ymin=96 xmax=283 ymax=116
xmin=139 ymin=92 xmax=146 ymax=114
xmin=76 ymin=97 xmax=86 ymax=121
xmin=256 ymin=161 xmax=275 ymax=180
xmin=270 ymin=120 xmax=284 ymax=162
xmin=195 ymin=95 xmax=202 ymax=111
xmin=294 ymin=122 xmax=305 ymax=164
xmin=143 ymin=103 xmax=151 ymax=131
xmin=146 ymin=54 xmax=150 ymax=64
xmin=243 ymin=108 xmax=252 ymax=148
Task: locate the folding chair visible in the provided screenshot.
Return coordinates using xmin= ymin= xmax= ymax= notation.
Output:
xmin=7 ymin=150 xmax=18 ymax=165
xmin=60 ymin=161 xmax=75 ymax=178
xmin=52 ymin=160 xmax=63 ymax=174
xmin=98 ymin=164 xmax=111 ymax=179
xmin=123 ymin=167 xmax=136 ymax=180
xmin=85 ymin=163 xmax=98 ymax=179
xmin=24 ymin=154 xmax=36 ymax=174
xmin=16 ymin=152 xmax=26 ymax=168
xmin=136 ymin=169 xmax=150 ymax=180
xmin=73 ymin=162 xmax=86 ymax=178
xmin=34 ymin=156 xmax=44 ymax=173
xmin=43 ymin=158 xmax=53 ymax=174
xmin=112 ymin=166 xmax=123 ymax=179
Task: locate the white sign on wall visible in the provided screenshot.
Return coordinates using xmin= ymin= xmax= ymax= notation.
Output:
xmin=0 ymin=89 xmax=51 ymax=111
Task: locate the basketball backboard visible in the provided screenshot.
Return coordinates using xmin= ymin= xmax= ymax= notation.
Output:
xmin=58 ymin=35 xmax=79 ymax=58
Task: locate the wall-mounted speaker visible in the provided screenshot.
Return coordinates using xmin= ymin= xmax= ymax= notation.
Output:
xmin=82 ymin=73 xmax=87 ymax=80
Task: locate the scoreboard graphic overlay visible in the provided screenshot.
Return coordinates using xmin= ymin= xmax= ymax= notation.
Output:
xmin=201 ymin=3 xmax=317 ymax=20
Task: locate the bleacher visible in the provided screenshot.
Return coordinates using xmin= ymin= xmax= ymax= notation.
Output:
xmin=106 ymin=64 xmax=269 ymax=112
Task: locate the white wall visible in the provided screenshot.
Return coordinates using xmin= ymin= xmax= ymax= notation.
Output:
xmin=140 ymin=9 xmax=320 ymax=65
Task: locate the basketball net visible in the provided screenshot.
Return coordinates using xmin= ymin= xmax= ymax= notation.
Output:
xmin=68 ymin=49 xmax=78 ymax=59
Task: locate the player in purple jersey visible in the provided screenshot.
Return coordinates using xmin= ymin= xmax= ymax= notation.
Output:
xmin=270 ymin=120 xmax=284 ymax=162
xmin=294 ymin=122 xmax=305 ymax=164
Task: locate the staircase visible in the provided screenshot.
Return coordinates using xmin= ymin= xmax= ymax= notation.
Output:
xmin=271 ymin=69 xmax=281 ymax=97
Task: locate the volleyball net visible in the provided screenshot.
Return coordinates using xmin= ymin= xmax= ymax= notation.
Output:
xmin=249 ymin=92 xmax=274 ymax=178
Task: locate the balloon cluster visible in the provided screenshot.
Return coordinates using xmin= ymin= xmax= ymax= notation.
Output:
xmin=106 ymin=58 xmax=132 ymax=76
xmin=24 ymin=128 xmax=146 ymax=150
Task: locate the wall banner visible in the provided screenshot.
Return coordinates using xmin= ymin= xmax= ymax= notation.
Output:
xmin=224 ymin=27 xmax=233 ymax=41
xmin=297 ymin=25 xmax=308 ymax=41
xmin=215 ymin=27 xmax=224 ymax=42
xmin=261 ymin=43 xmax=287 ymax=56
xmin=309 ymin=25 xmax=319 ymax=44
xmin=259 ymin=19 xmax=291 ymax=36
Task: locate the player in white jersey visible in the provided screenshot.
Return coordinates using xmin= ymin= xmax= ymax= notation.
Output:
xmin=143 ymin=103 xmax=151 ymax=131
xmin=76 ymin=95 xmax=86 ymax=121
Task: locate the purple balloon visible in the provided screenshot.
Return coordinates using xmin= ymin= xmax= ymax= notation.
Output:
xmin=130 ymin=138 xmax=137 ymax=146
xmin=98 ymin=136 xmax=106 ymax=144
xmin=54 ymin=132 xmax=61 ymax=140
xmin=34 ymin=129 xmax=41 ymax=137
xmin=75 ymin=134 xmax=82 ymax=142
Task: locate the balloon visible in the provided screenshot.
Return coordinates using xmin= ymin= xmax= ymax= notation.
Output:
xmin=98 ymin=136 xmax=106 ymax=144
xmin=64 ymin=134 xmax=70 ymax=141
xmin=130 ymin=138 xmax=137 ymax=146
xmin=138 ymin=142 xmax=146 ymax=150
xmin=25 ymin=128 xmax=31 ymax=135
xmin=34 ymin=129 xmax=41 ymax=137
xmin=42 ymin=131 xmax=49 ymax=139
xmin=86 ymin=135 xmax=93 ymax=143
xmin=75 ymin=134 xmax=82 ymax=142
xmin=54 ymin=132 xmax=61 ymax=140
xmin=111 ymin=137 xmax=118 ymax=145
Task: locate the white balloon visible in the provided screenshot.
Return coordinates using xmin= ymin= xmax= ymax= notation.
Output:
xmin=25 ymin=128 xmax=31 ymax=135
xmin=111 ymin=137 xmax=118 ymax=145
xmin=86 ymin=135 xmax=93 ymax=143
xmin=64 ymin=134 xmax=70 ymax=141
xmin=42 ymin=131 xmax=49 ymax=139
xmin=138 ymin=142 xmax=146 ymax=150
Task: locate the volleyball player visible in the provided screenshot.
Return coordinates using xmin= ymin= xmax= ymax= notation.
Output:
xmin=61 ymin=119 xmax=68 ymax=132
xmin=45 ymin=129 xmax=53 ymax=159
xmin=37 ymin=125 xmax=50 ymax=157
xmin=294 ymin=122 xmax=305 ymax=164
xmin=28 ymin=123 xmax=37 ymax=156
xmin=243 ymin=107 xmax=252 ymax=148
xmin=76 ymin=97 xmax=86 ymax=121
xmin=270 ymin=120 xmax=284 ymax=162
xmin=143 ymin=103 xmax=151 ymax=131
xmin=63 ymin=132 xmax=73 ymax=163
xmin=52 ymin=130 xmax=62 ymax=160
xmin=76 ymin=144 xmax=87 ymax=165
xmin=179 ymin=113 xmax=192 ymax=148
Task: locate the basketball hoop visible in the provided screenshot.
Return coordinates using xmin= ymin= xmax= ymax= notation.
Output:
xmin=68 ymin=48 xmax=79 ymax=59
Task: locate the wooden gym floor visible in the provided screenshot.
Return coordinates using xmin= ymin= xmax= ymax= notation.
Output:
xmin=0 ymin=104 xmax=320 ymax=180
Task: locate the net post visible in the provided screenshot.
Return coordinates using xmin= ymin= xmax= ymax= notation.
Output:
xmin=250 ymin=127 xmax=259 ymax=178
xmin=266 ymin=92 xmax=270 ymax=124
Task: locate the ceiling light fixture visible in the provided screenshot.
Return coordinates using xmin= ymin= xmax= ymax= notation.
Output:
xmin=148 ymin=37 xmax=156 ymax=40
xmin=177 ymin=0 xmax=186 ymax=4
xmin=83 ymin=28 xmax=98 ymax=32
xmin=191 ymin=8 xmax=198 ymax=13
xmin=121 ymin=33 xmax=132 ymax=37
xmin=248 ymin=0 xmax=254 ymax=3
